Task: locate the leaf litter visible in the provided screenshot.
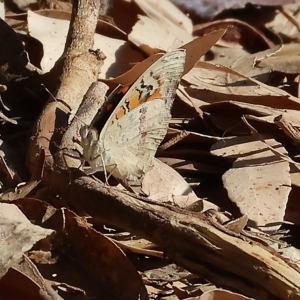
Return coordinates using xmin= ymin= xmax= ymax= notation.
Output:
xmin=2 ymin=0 xmax=300 ymax=299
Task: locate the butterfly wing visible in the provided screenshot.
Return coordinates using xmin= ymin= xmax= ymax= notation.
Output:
xmin=103 ymin=99 xmax=172 ymax=178
xmin=100 ymin=48 xmax=186 ymax=137
xmin=83 ymin=49 xmax=186 ymax=189
xmin=101 ymin=49 xmax=186 ymax=185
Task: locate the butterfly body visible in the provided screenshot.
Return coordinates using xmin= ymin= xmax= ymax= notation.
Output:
xmin=80 ymin=49 xmax=186 ymax=190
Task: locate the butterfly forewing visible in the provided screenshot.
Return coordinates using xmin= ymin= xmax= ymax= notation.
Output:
xmin=101 ymin=49 xmax=186 ymax=136
xmin=81 ymin=49 xmax=186 ymax=189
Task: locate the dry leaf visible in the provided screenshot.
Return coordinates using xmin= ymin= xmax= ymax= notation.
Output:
xmin=129 ymin=0 xmax=193 ymax=54
xmin=142 ymin=158 xmax=197 ymax=207
xmin=0 ymin=203 xmax=53 ymax=278
xmin=211 ymin=136 xmax=291 ymax=232
xmin=128 ymin=15 xmax=192 ymax=54
xmin=185 ymin=59 xmax=300 ymax=107
xmin=27 ymin=10 xmax=145 ymax=78
xmin=135 ymin=0 xmax=193 ymax=34
xmin=109 ymin=29 xmax=227 ymax=86
xmin=48 ymin=209 xmax=148 ymax=300
xmin=5 ymin=1 xmax=300 ymax=299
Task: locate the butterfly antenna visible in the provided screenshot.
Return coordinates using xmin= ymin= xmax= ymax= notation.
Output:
xmin=42 ymin=84 xmax=87 ymax=127
xmin=42 ymin=84 xmax=71 ymax=111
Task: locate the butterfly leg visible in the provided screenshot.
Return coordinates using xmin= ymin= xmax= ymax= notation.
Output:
xmin=56 ymin=148 xmax=83 ymax=185
xmin=83 ymin=153 xmax=108 ymax=184
xmin=106 ymin=164 xmax=118 ymax=181
xmin=100 ymin=153 xmax=109 ymax=185
xmin=85 ymin=164 xmax=118 ymax=186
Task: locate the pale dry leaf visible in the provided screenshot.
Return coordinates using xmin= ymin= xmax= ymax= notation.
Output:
xmin=28 ymin=250 xmax=56 ymax=264
xmin=172 ymin=194 xmax=200 ymax=208
xmin=128 ymin=15 xmax=192 ymax=55
xmin=135 ymin=0 xmax=193 ymax=34
xmin=227 ymin=101 xmax=300 ymax=124
xmin=128 ymin=17 xmax=225 ymax=56
xmin=142 ymin=158 xmax=197 ymax=207
xmin=215 ymin=45 xmax=283 ymax=77
xmin=27 ymin=11 xmax=66 ymax=72
xmin=177 ymin=83 xmax=207 ymax=107
xmin=211 ymin=136 xmax=291 ymax=232
xmin=0 ymin=203 xmax=54 ymax=278
xmin=184 ymin=199 xmax=204 ymax=212
xmin=27 ymin=10 xmax=144 ymax=78
xmin=262 ymin=43 xmax=300 ymax=57
xmin=107 ymin=51 xmax=166 ymax=85
xmin=131 ymin=0 xmax=193 ymax=54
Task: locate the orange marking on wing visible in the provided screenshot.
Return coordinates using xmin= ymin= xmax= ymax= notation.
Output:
xmin=115 ymin=107 xmax=126 ymax=120
xmin=146 ymin=89 xmax=163 ymax=102
xmin=127 ymin=91 xmax=142 ymax=110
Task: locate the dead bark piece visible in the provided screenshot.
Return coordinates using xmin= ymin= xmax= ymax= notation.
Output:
xmin=49 ymin=170 xmax=300 ymax=300
xmin=27 ymin=0 xmax=105 ymax=180
xmin=20 ymin=1 xmax=300 ymax=299
xmin=59 ymin=81 xmax=109 ymax=171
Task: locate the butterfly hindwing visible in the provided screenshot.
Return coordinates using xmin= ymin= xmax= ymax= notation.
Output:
xmin=81 ymin=49 xmax=186 ymax=191
xmin=105 ymin=99 xmax=171 ymax=157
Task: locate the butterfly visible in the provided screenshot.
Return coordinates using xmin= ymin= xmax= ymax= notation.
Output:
xmin=79 ymin=49 xmax=186 ymax=192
